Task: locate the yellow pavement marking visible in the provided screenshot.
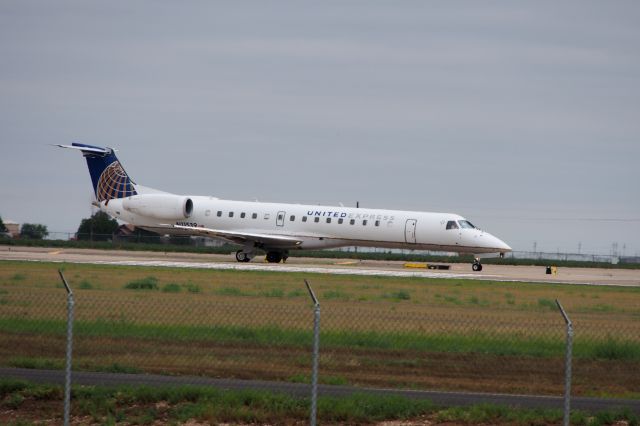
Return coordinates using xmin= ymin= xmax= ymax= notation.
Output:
xmin=404 ymin=262 xmax=428 ymax=269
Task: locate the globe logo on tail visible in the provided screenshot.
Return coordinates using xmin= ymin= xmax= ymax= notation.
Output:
xmin=96 ymin=161 xmax=137 ymax=201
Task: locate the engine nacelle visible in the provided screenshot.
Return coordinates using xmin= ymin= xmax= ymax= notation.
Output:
xmin=122 ymin=194 xmax=193 ymax=221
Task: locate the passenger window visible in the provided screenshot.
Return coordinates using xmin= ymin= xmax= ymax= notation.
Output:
xmin=278 ymin=213 xmax=283 ymax=221
xmin=338 ymin=218 xmax=343 ymax=224
xmin=375 ymin=220 xmax=380 ymax=227
xmin=302 ymin=216 xmax=307 ymax=222
xmin=217 ymin=211 xmax=222 ymax=217
xmin=326 ymin=218 xmax=331 ymax=223
xmin=290 ymin=215 xmax=295 ymax=221
xmin=229 ymin=212 xmax=234 ymax=218
xmin=362 ymin=220 xmax=368 ymax=226
xmin=240 ymin=212 xmax=246 ymax=218
xmin=446 ymin=220 xmax=459 ymax=230
xmin=350 ymin=219 xmax=355 ymax=225
xmin=314 ymin=217 xmax=320 ymax=223
xmin=252 ymin=213 xmax=257 ymax=219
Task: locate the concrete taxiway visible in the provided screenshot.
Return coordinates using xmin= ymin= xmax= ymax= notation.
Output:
xmin=1 ymin=246 xmax=638 ymax=286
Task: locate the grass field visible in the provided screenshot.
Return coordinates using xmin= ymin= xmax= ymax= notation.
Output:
xmin=4 ymin=379 xmax=638 ymax=425
xmin=1 ymin=260 xmax=639 ymax=398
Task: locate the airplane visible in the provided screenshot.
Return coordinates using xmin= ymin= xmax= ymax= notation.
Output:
xmin=58 ymin=143 xmax=511 ymax=271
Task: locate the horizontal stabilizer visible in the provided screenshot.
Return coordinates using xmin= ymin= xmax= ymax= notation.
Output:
xmin=55 ymin=143 xmax=111 ymax=155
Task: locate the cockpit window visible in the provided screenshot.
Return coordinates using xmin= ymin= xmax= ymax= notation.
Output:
xmin=458 ymin=220 xmax=476 ymax=229
xmin=446 ymin=220 xmax=459 ymax=230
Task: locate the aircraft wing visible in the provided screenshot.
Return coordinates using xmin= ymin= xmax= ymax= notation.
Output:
xmin=171 ymin=224 xmax=303 ymax=247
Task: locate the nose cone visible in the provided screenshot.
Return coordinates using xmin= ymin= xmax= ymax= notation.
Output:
xmin=490 ymin=234 xmax=512 ymax=253
xmin=481 ymin=232 xmax=512 ymax=253
xmin=496 ymin=237 xmax=512 ymax=253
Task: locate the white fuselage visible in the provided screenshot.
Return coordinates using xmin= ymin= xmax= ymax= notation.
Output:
xmin=100 ymin=196 xmax=512 ymax=255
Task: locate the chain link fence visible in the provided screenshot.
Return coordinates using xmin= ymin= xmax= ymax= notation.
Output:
xmin=1 ymin=267 xmax=639 ymax=400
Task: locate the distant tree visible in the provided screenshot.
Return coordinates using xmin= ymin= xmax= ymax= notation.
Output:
xmin=0 ymin=216 xmax=6 ymax=233
xmin=76 ymin=211 xmax=119 ymax=241
xmin=20 ymin=223 xmax=49 ymax=240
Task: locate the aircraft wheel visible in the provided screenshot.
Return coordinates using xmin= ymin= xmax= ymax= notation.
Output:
xmin=266 ymin=251 xmax=283 ymax=263
xmin=472 ymin=262 xmax=483 ymax=272
xmin=236 ymin=250 xmax=251 ymax=262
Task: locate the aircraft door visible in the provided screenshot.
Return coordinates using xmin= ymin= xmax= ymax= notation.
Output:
xmin=276 ymin=211 xmax=286 ymax=227
xmin=405 ymin=219 xmax=417 ymax=244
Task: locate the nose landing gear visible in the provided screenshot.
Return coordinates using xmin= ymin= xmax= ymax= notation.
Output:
xmin=472 ymin=258 xmax=483 ymax=272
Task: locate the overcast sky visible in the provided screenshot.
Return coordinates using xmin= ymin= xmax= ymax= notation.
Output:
xmin=1 ymin=1 xmax=638 ymax=255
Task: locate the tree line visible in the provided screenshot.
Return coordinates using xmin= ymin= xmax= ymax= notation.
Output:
xmin=1 ymin=212 xmax=121 ymax=241
xmin=0 ymin=215 xmax=50 ymax=240
xmin=1 ymin=212 xmax=181 ymax=244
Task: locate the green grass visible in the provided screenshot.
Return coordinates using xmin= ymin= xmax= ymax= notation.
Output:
xmin=2 ymin=317 xmax=639 ymax=361
xmin=322 ymin=289 xmax=351 ymax=300
xmin=183 ymin=283 xmax=201 ymax=293
xmin=1 ymin=379 xmax=638 ymax=424
xmin=592 ymin=337 xmax=640 ymax=361
xmin=383 ymin=290 xmax=412 ymax=301
xmin=7 ymin=357 xmax=142 ymax=374
xmin=123 ymin=276 xmax=159 ymax=290
xmin=10 ymin=273 xmax=26 ymax=281
xmin=288 ymin=374 xmax=348 ymax=386
xmin=443 ymin=295 xmax=462 ymax=304
xmin=287 ymin=289 xmax=305 ymax=298
xmin=92 ymin=363 xmax=143 ymax=374
xmin=577 ymin=304 xmax=616 ymax=313
xmin=162 ymin=283 xmax=182 ymax=293
xmin=78 ymin=279 xmax=93 ymax=290
xmin=214 ymin=286 xmax=245 ymax=296
xmin=260 ymin=288 xmax=285 ymax=298
xmin=537 ymin=298 xmax=557 ymax=311
xmin=505 ymin=293 xmax=516 ymax=305
xmin=8 ymin=357 xmax=63 ymax=370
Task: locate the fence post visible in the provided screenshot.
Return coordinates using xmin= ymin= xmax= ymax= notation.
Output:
xmin=58 ymin=270 xmax=74 ymax=426
xmin=305 ymin=279 xmax=320 ymax=426
xmin=556 ymin=299 xmax=573 ymax=426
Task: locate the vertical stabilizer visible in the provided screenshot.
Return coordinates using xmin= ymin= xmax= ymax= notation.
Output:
xmin=57 ymin=143 xmax=137 ymax=201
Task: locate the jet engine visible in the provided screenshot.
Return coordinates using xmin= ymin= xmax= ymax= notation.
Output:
xmin=122 ymin=194 xmax=193 ymax=220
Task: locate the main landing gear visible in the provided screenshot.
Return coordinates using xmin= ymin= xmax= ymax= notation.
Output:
xmin=235 ymin=249 xmax=289 ymax=263
xmin=266 ymin=251 xmax=288 ymax=264
xmin=235 ymin=250 xmax=253 ymax=262
xmin=472 ymin=258 xmax=483 ymax=272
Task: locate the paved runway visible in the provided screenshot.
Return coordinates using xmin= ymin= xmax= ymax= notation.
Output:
xmin=1 ymin=246 xmax=639 ymax=286
xmin=2 ymin=367 xmax=638 ymax=414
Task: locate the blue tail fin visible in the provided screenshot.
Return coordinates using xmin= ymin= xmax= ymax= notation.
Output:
xmin=59 ymin=143 xmax=137 ymax=201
